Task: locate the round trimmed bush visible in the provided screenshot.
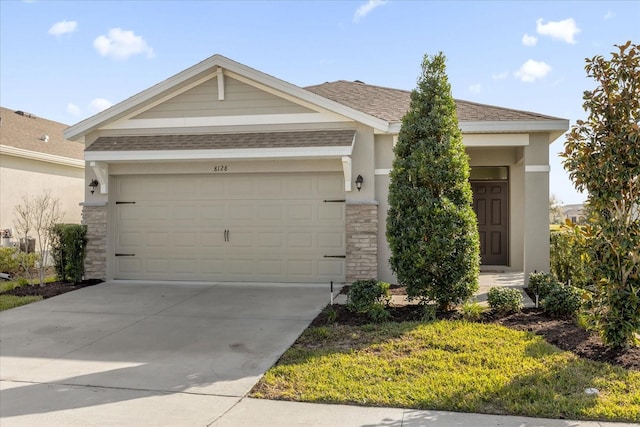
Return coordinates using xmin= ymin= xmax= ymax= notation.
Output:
xmin=347 ymin=279 xmax=391 ymax=322
xmin=542 ymin=285 xmax=583 ymax=318
xmin=487 ymin=287 xmax=523 ymax=314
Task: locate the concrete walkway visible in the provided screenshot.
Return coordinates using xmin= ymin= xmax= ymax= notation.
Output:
xmin=476 ymin=271 xmax=536 ymax=307
xmin=211 ymin=398 xmax=633 ymax=426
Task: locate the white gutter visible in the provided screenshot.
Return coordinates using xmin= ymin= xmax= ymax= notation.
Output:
xmin=84 ymin=145 xmax=354 ymax=162
xmin=0 ymin=145 xmax=84 ymax=168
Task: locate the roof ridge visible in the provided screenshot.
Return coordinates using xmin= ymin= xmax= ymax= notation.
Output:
xmin=452 ymin=99 xmax=564 ymax=121
xmin=305 ymin=80 xmax=412 ymax=95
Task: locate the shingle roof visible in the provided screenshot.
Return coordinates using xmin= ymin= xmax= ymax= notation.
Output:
xmin=0 ymin=107 xmax=84 ymax=160
xmin=304 ymin=80 xmax=565 ymax=123
xmin=87 ymin=130 xmax=356 ymax=151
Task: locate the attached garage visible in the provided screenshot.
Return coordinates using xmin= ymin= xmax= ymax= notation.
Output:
xmin=113 ymin=172 xmax=346 ymax=283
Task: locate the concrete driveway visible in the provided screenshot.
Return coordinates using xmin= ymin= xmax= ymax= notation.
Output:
xmin=0 ymin=281 xmax=330 ymax=426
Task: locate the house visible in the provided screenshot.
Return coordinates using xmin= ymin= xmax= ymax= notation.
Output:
xmin=562 ymin=204 xmax=586 ymax=224
xmin=0 ymin=107 xmax=84 ymax=244
xmin=64 ymin=55 xmax=569 ymax=284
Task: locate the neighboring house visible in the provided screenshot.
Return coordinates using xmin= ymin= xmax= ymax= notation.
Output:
xmin=64 ymin=55 xmax=569 ymax=284
xmin=0 ymin=107 xmax=84 ymax=244
xmin=562 ymin=204 xmax=586 ymax=224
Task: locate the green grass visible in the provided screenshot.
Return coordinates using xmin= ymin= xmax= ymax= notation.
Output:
xmin=0 ymin=275 xmax=56 ymax=311
xmin=252 ymin=321 xmax=640 ymax=422
xmin=0 ymin=295 xmax=43 ymax=311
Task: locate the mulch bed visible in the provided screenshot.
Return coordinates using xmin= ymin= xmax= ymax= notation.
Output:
xmin=326 ymin=284 xmax=639 ymax=371
xmin=1 ymin=279 xmax=103 ymax=299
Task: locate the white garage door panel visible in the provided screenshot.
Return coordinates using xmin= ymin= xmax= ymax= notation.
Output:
xmin=114 ymin=173 xmax=345 ymax=282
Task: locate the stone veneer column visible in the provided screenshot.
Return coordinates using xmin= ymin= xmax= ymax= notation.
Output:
xmin=346 ymin=202 xmax=378 ymax=284
xmin=82 ymin=204 xmax=107 ymax=280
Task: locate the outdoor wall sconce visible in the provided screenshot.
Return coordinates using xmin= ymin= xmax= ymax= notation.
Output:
xmin=355 ymin=175 xmax=364 ymax=191
xmin=89 ymin=179 xmax=99 ymax=194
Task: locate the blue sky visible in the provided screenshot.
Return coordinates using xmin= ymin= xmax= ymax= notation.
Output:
xmin=1 ymin=0 xmax=638 ymax=204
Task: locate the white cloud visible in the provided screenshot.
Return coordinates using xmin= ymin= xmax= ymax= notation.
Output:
xmin=468 ymin=84 xmax=482 ymax=94
xmin=48 ymin=20 xmax=77 ymax=36
xmin=93 ymin=28 xmax=154 ymax=60
xmin=492 ymin=71 xmax=509 ymax=80
xmin=536 ymin=18 xmax=580 ymax=44
xmin=89 ymin=98 xmax=113 ymax=113
xmin=66 ymin=103 xmax=81 ymax=116
xmin=604 ymin=10 xmax=615 ymax=20
xmin=514 ymin=60 xmax=551 ymax=83
xmin=522 ymin=33 xmax=537 ymax=46
xmin=353 ymin=0 xmax=388 ymax=23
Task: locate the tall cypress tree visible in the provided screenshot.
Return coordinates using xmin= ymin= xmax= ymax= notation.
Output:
xmin=386 ymin=52 xmax=480 ymax=310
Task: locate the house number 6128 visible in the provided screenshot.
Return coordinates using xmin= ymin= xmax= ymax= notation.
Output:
xmin=213 ymin=165 xmax=228 ymax=172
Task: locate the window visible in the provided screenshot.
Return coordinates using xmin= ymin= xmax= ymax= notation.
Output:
xmin=469 ymin=166 xmax=508 ymax=181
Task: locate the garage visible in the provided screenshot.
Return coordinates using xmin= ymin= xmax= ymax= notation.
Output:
xmin=113 ymin=172 xmax=346 ymax=283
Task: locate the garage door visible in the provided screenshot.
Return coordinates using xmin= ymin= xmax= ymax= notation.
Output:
xmin=113 ymin=173 xmax=346 ymax=283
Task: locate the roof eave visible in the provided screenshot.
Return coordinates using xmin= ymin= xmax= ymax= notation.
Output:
xmin=0 ymin=145 xmax=84 ymax=168
xmin=387 ymin=119 xmax=569 ymax=141
xmin=84 ymin=146 xmax=354 ymax=163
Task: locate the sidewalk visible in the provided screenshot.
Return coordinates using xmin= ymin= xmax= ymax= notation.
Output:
xmin=211 ymin=397 xmax=633 ymax=426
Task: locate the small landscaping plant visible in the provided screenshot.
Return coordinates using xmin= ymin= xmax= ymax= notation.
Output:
xmin=347 ymin=279 xmax=391 ymax=322
xmin=460 ymin=300 xmax=483 ymax=321
xmin=0 ymin=247 xmax=38 ymax=281
xmin=542 ymin=284 xmax=584 ymax=318
xmin=487 ymin=287 xmax=523 ymax=314
xmin=528 ymin=271 xmax=558 ymax=300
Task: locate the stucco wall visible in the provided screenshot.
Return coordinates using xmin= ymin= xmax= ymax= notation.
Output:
xmin=523 ymin=133 xmax=551 ymax=280
xmin=0 ymin=155 xmax=84 ymax=232
xmin=374 ymin=134 xmax=550 ymax=284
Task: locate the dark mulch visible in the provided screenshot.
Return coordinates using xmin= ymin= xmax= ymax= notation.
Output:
xmin=1 ymin=279 xmax=103 ymax=299
xmin=320 ymin=286 xmax=639 ymax=371
xmin=495 ymin=309 xmax=640 ymax=371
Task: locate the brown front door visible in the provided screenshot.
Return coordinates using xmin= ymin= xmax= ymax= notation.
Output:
xmin=471 ymin=181 xmax=509 ymax=265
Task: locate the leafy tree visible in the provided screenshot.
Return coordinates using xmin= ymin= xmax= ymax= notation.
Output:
xmin=562 ymin=41 xmax=640 ymax=348
xmin=387 ymin=52 xmax=480 ymax=310
xmin=549 ymin=194 xmax=564 ymax=224
xmin=14 ymin=191 xmax=63 ymax=286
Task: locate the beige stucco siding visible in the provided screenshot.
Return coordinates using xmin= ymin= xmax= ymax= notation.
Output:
xmin=134 ymin=76 xmax=313 ymax=119
xmin=346 ymin=124 xmax=376 ymax=203
xmin=523 ymin=133 xmax=551 ymax=279
xmin=374 ymin=134 xmax=549 ymax=284
xmin=0 ymin=155 xmax=84 ymax=230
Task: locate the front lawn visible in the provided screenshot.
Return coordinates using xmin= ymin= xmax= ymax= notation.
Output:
xmin=251 ymin=320 xmax=640 ymax=422
xmin=0 ymin=276 xmax=99 ymax=311
xmin=0 ymin=278 xmax=49 ymax=311
xmin=0 ymin=294 xmax=43 ymax=311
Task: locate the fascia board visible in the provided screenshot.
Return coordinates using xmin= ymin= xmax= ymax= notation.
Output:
xmin=84 ymin=145 xmax=354 ymax=162
xmin=64 ymin=56 xmax=226 ymax=141
xmin=387 ymin=119 xmax=569 ymax=138
xmin=65 ymin=54 xmax=390 ymax=140
xmin=0 ymin=145 xmax=84 ymax=168
xmin=459 ymin=120 xmax=570 ymax=133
